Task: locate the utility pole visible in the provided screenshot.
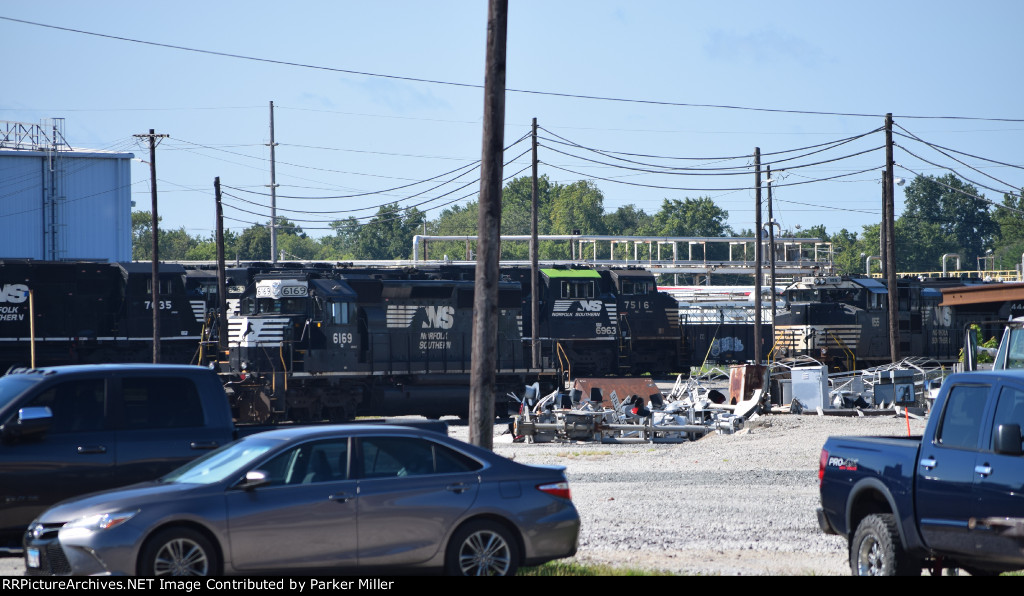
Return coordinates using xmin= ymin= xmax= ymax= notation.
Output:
xmin=531 ymin=118 xmax=540 ymax=368
xmin=766 ymin=165 xmax=777 ymax=351
xmin=135 ymin=129 xmax=168 ymax=364
xmin=269 ymin=101 xmax=279 ymax=264
xmin=469 ymin=0 xmax=508 ymax=450
xmin=880 ymin=171 xmax=889 ymax=278
xmin=215 ymin=177 xmax=228 ymax=354
xmin=885 ymin=113 xmax=899 ymax=362
xmin=753 ymin=147 xmax=762 ymax=365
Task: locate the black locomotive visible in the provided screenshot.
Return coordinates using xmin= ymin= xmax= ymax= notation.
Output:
xmin=214 ymin=263 xmax=687 ymax=422
xmin=501 ymin=265 xmax=686 ymax=377
xmin=0 ymin=260 xmax=205 ymax=371
xmin=219 ymin=267 xmax=546 ymax=422
xmin=771 ymin=274 xmax=1012 ymax=371
xmin=0 ymin=260 xmax=689 ymax=422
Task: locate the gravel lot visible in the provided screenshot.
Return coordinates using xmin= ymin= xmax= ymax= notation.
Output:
xmin=450 ymin=409 xmax=928 ymax=576
xmin=0 ymin=409 xmax=928 ymax=577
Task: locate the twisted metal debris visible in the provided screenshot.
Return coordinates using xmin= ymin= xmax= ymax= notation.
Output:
xmin=510 ymin=378 xmax=744 ymax=444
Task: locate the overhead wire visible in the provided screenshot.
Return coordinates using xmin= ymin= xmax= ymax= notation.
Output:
xmin=537 ymin=125 xmax=884 ymax=168
xmin=538 ymin=138 xmax=883 ymax=177
xmin=539 ymin=160 xmax=882 ymax=193
xmin=896 ymin=144 xmax=1022 ymax=202
xmin=5 ymin=16 xmax=1024 ymax=123
xmin=893 ymin=125 xmax=1023 ymax=195
xmin=220 ymin=148 xmax=533 ymax=226
xmin=218 ymin=129 xmax=531 ymax=200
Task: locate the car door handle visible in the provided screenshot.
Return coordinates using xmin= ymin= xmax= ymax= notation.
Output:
xmin=77 ymin=445 xmax=107 ymax=454
xmin=446 ymin=483 xmax=471 ymax=494
xmin=975 ymin=463 xmax=993 ymax=478
xmin=920 ymin=457 xmax=937 ymax=470
xmin=190 ymin=441 xmax=220 ymax=450
xmin=329 ymin=492 xmax=354 ymax=503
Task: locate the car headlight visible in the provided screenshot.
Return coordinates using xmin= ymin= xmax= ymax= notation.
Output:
xmin=61 ymin=511 xmax=138 ymax=538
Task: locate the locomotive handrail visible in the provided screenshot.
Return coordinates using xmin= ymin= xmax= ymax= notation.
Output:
xmin=825 ymin=329 xmax=856 ymax=371
xmin=555 ymin=342 xmax=571 ymax=388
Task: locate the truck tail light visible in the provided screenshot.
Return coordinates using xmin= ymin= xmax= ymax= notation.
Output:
xmin=819 ymin=448 xmax=828 ymax=486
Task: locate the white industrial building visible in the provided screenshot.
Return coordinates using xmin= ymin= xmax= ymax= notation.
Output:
xmin=0 ymin=119 xmax=134 ymax=262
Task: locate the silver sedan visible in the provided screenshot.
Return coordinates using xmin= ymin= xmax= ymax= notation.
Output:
xmin=23 ymin=424 xmax=579 ymax=576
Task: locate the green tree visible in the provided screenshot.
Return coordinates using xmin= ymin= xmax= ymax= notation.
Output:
xmin=899 ymin=174 xmax=997 ymax=271
xmin=131 ymin=211 xmax=201 ymax=260
xmin=603 ymin=204 xmax=654 ymax=237
xmin=235 ymin=224 xmax=271 ymax=261
xmin=651 ymin=197 xmax=731 ymax=237
xmin=320 ymin=217 xmax=361 ymax=259
xmin=992 ymin=189 xmax=1024 ymax=270
xmin=352 ymin=203 xmax=425 ymax=260
xmin=827 ymin=228 xmax=865 ymax=276
xmin=547 ymin=180 xmax=606 ymax=236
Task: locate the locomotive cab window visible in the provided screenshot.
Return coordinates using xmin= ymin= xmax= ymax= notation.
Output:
xmin=146 ymin=278 xmax=172 ymax=296
xmin=256 ymin=297 xmax=307 ymax=315
xmin=620 ymin=280 xmax=653 ymax=295
xmin=327 ymin=301 xmax=351 ymax=325
xmin=560 ymin=280 xmax=594 ymax=299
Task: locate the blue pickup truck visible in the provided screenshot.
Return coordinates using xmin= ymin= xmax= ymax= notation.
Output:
xmin=818 ymin=368 xmax=1024 ymax=576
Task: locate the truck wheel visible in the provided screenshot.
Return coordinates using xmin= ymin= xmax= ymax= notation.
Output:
xmin=138 ymin=527 xmax=221 ymax=576
xmin=444 ymin=520 xmax=519 ymax=576
xmin=850 ymin=513 xmax=919 ymax=576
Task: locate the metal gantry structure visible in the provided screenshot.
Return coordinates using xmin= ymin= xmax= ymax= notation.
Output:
xmin=410 ymin=234 xmax=833 ymax=284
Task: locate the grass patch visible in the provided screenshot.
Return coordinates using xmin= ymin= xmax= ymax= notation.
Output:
xmin=555 ymin=450 xmax=613 ymax=458
xmin=519 ymin=561 xmax=675 ymax=576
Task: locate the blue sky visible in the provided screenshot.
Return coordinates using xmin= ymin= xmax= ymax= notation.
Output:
xmin=2 ymin=1 xmax=1022 ymax=246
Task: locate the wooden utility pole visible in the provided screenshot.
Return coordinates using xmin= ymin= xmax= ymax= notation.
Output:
xmin=531 ymin=118 xmax=540 ymax=368
xmin=881 ymin=172 xmax=889 ymax=278
xmin=469 ymin=0 xmax=508 ymax=450
xmin=885 ymin=113 xmax=899 ymax=362
xmin=269 ymin=101 xmax=279 ymax=264
xmin=753 ymin=147 xmax=762 ymax=364
xmin=135 ymin=129 xmax=168 ymax=364
xmin=766 ymin=165 xmax=777 ymax=349
xmin=215 ymin=177 xmax=228 ymax=353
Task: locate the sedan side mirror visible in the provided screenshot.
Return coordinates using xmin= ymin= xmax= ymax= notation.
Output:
xmin=994 ymin=423 xmax=1023 ymax=456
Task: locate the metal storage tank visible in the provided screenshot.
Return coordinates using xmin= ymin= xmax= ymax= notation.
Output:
xmin=0 ymin=120 xmax=133 ymax=262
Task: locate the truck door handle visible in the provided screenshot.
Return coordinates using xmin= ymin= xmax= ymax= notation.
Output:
xmin=975 ymin=464 xmax=993 ymax=477
xmin=446 ymin=483 xmax=471 ymax=494
xmin=77 ymin=445 xmax=107 ymax=454
xmin=329 ymin=493 xmax=353 ymax=503
xmin=920 ymin=457 xmax=937 ymax=470
xmin=190 ymin=441 xmax=220 ymax=450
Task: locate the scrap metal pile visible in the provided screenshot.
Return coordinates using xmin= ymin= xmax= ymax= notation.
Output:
xmin=510 ymin=375 xmax=746 ymax=444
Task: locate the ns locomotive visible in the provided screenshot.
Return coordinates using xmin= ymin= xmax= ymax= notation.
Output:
xmin=0 ymin=260 xmax=206 ymax=372
xmin=214 ymin=264 xmax=687 ymax=422
xmin=0 ymin=260 xmax=688 ymax=423
xmin=500 ymin=265 xmax=687 ymax=378
xmin=216 ymin=267 xmax=552 ymax=422
xmin=771 ymin=274 xmax=1003 ymax=371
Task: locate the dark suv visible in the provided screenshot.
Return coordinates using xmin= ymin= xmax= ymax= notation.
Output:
xmin=0 ymin=364 xmax=235 ymax=547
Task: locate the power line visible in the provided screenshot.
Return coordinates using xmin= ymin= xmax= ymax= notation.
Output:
xmin=893 ymin=124 xmax=1024 ymax=192
xmin=539 ymin=125 xmax=883 ymax=164
xmin=6 ymin=15 xmax=1024 ymax=123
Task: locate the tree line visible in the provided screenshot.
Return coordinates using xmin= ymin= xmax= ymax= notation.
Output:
xmin=133 ymin=173 xmax=1024 ymax=280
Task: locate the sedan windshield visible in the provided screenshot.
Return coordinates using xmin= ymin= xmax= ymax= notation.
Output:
xmin=161 ymin=437 xmax=284 ymax=485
